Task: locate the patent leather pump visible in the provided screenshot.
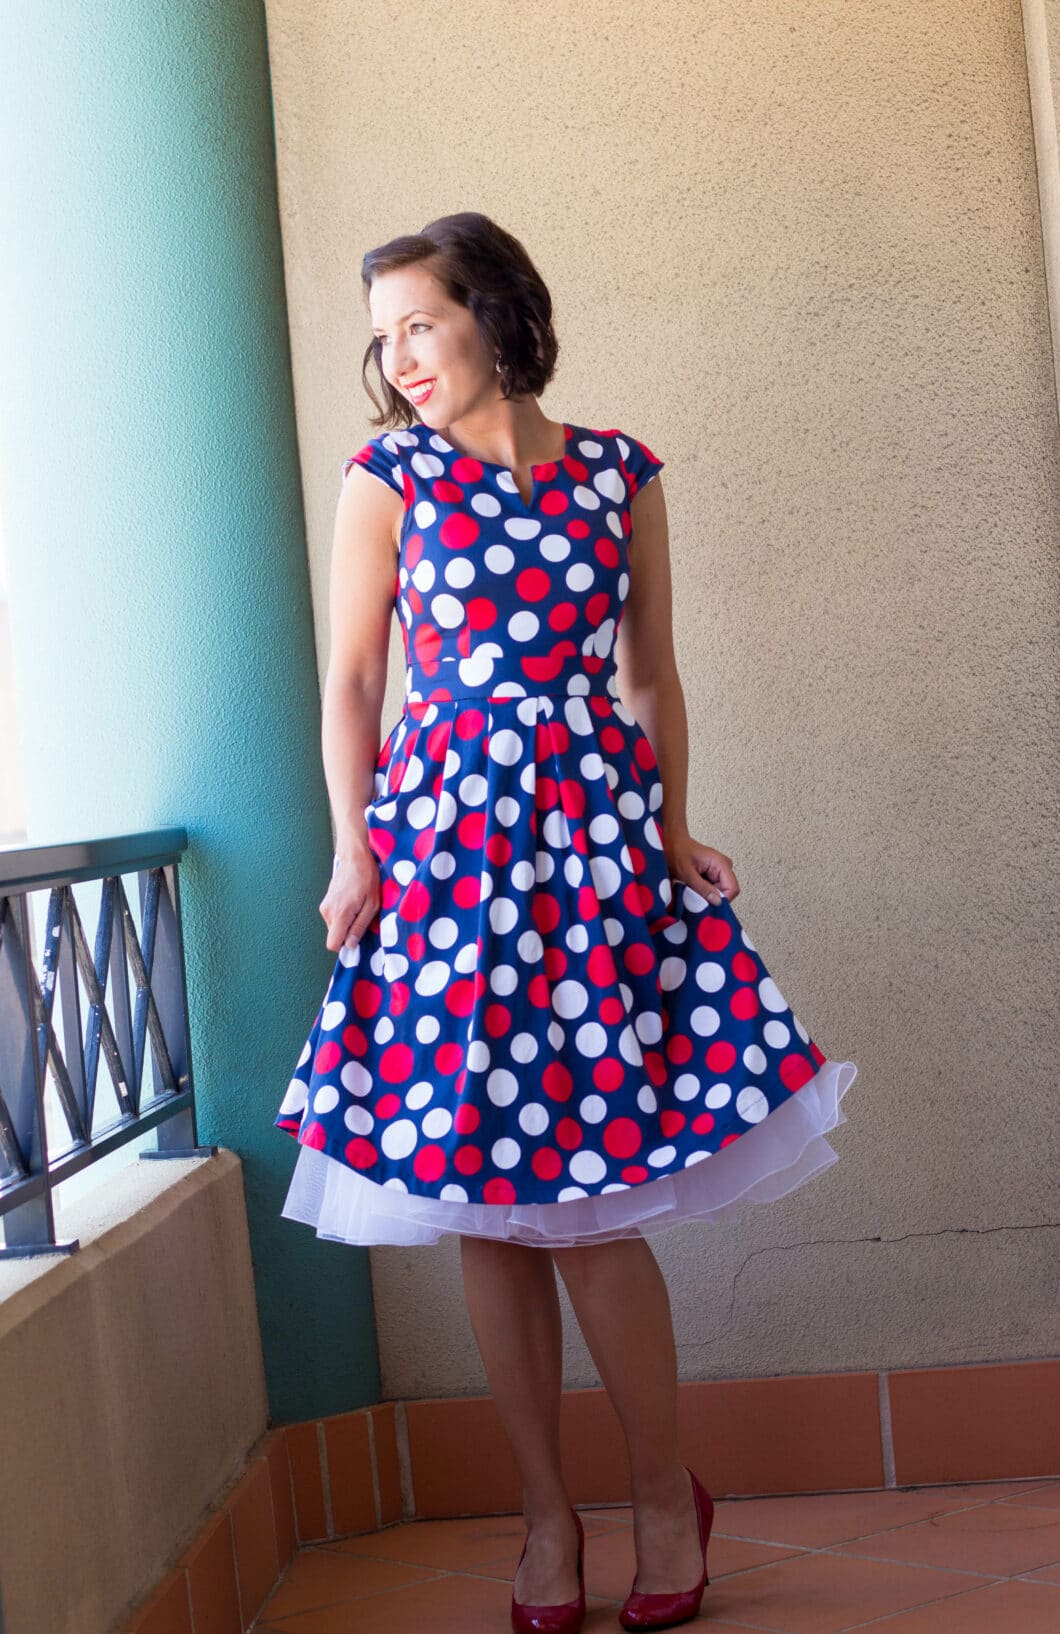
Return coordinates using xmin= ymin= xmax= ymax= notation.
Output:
xmin=511 ymin=1506 xmax=586 ymax=1634
xmin=618 ymin=1467 xmax=714 ymax=1631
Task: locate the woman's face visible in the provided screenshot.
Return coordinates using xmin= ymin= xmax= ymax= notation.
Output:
xmin=369 ymin=264 xmax=499 ymax=424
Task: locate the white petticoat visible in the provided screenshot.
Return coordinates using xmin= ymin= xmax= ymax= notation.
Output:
xmin=279 ymin=1057 xmax=857 ymax=1247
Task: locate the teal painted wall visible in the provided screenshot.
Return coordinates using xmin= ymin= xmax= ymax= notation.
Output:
xmin=0 ymin=1 xmax=381 ymax=1420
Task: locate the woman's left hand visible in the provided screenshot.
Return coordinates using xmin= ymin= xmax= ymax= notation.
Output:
xmin=662 ymin=829 xmax=740 ymax=906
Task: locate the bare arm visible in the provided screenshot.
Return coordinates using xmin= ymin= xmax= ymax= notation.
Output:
xmin=319 ymin=463 xmax=402 ymax=949
xmin=614 ymin=477 xmax=690 ymax=840
xmin=615 ymin=478 xmax=739 ymax=904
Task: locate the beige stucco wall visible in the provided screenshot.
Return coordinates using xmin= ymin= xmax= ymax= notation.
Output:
xmin=265 ymin=0 xmax=1060 ymax=1398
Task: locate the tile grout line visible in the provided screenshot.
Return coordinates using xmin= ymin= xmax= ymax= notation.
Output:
xmin=365 ymin=1409 xmax=382 ymax=1529
xmin=316 ymin=1420 xmax=334 ymax=1540
xmin=878 ymin=1371 xmax=897 ymax=1487
xmin=394 ymin=1398 xmax=416 ymax=1521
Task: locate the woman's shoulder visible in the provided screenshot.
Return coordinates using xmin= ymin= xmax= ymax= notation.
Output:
xmin=340 ymin=424 xmax=421 ymax=493
xmin=591 ymin=426 xmax=666 ymax=497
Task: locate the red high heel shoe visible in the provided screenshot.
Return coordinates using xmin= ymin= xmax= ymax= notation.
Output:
xmin=618 ymin=1467 xmax=714 ymax=1631
xmin=511 ymin=1507 xmax=586 ymax=1634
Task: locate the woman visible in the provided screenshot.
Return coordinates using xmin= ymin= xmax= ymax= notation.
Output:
xmin=275 ymin=212 xmax=857 ymax=1632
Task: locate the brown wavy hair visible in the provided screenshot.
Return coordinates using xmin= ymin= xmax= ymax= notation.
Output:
xmin=360 ymin=212 xmax=560 ymax=430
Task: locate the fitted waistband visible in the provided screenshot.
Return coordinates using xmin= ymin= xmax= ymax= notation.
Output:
xmin=405 ymin=651 xmax=620 ymax=704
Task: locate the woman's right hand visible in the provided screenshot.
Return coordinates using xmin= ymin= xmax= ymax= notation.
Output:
xmin=319 ymin=842 xmax=381 ymax=953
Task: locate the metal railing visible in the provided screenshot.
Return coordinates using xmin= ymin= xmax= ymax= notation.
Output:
xmin=0 ymin=829 xmax=216 ymax=1258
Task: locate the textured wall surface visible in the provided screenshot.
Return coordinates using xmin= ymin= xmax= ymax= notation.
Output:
xmin=0 ymin=0 xmax=382 ymax=1423
xmin=264 ymin=0 xmax=1060 ymax=1397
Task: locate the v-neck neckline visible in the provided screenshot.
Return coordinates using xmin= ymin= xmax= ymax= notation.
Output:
xmin=428 ymin=422 xmax=571 ymax=509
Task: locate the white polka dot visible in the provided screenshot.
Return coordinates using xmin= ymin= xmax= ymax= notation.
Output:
xmin=408 ymin=794 xmax=438 ymax=829
xmin=487 ymin=1070 xmax=519 ymax=1106
xmin=279 ymin=1078 xmax=307 ymax=1116
xmin=380 ymin=1118 xmax=418 ymax=1159
xmin=588 ymin=854 xmax=621 ymax=898
xmin=441 ymin=1183 xmax=470 ymax=1200
xmin=736 ymin=1086 xmax=769 ymax=1123
xmin=489 ymin=728 xmax=523 ymax=765
xmin=569 ymin=1150 xmax=607 ymax=1184
xmin=637 ymin=1086 xmax=657 ymax=1114
xmin=705 ymin=1081 xmax=732 ymax=1109
xmin=519 ymin=1102 xmax=550 ymax=1136
xmin=430 ymin=592 xmax=466 ymax=629
xmin=415 ymin=960 xmax=452 ymax=995
xmin=422 ymin=1108 xmax=453 ymax=1139
xmin=690 ymin=1005 xmax=722 ymax=1036
xmin=341 ymin=1061 xmax=372 ymax=1096
xmin=659 ymin=956 xmax=687 ymax=992
xmin=406 ymin=1082 xmax=434 ymax=1110
xmin=579 ymin=1095 xmax=608 ymax=1123
xmin=492 ymin=1137 xmax=522 ymax=1169
xmin=743 ymin=1044 xmax=767 ymax=1074
xmin=321 ymin=1000 xmax=346 ymax=1030
xmin=574 ymin=1022 xmax=608 ymax=1057
xmin=647 ymin=1145 xmax=676 ymax=1168
xmin=695 ymin=962 xmax=726 ymax=993
xmin=673 ymin=1074 xmax=701 ymax=1101
xmin=553 ymin=980 xmax=588 ymax=1018
xmin=313 ymin=1085 xmax=339 ymax=1115
xmin=345 ymin=1105 xmax=374 ymax=1134
xmin=759 ymin=976 xmax=787 ymax=1013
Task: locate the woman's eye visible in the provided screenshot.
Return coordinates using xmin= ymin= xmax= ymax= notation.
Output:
xmin=377 ymin=323 xmax=431 ymax=344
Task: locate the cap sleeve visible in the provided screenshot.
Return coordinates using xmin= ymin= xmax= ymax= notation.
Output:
xmin=614 ymin=430 xmax=665 ymax=499
xmin=341 ymin=433 xmax=405 ymax=495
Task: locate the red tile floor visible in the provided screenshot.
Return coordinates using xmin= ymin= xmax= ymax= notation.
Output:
xmin=253 ymin=1477 xmax=1060 ymax=1632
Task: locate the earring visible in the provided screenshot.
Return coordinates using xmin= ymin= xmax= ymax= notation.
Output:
xmin=496 ymin=355 xmax=503 ymax=372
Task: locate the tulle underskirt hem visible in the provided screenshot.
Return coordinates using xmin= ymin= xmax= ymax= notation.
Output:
xmin=278 ymin=1057 xmax=857 ymax=1247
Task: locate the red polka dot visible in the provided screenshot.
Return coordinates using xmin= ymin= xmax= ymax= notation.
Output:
xmin=705 ymin=1039 xmax=737 ymax=1073
xmin=302 ymin=1120 xmax=327 ymax=1150
xmin=691 ymin=1112 xmax=715 ymax=1134
xmin=314 ymin=1041 xmax=340 ymax=1074
xmin=515 ymin=566 xmax=552 ymax=601
xmin=730 ymin=987 xmax=759 ymax=1020
xmin=453 ymin=1104 xmax=480 ymax=1134
xmin=352 ymin=979 xmax=384 ymax=1016
xmin=731 ymin=950 xmax=759 ymax=982
xmin=345 ymin=1136 xmax=378 ymax=1168
xmin=439 ymin=511 xmax=479 ymax=549
xmin=414 ymin=1145 xmax=447 ymax=1182
xmin=380 ymin=1042 xmax=415 ymax=1083
xmin=483 ymin=1177 xmax=517 ymax=1203
xmin=374 ymin=1093 xmax=401 ymax=1119
xmin=698 ymin=917 xmax=732 ymax=951
xmin=454 ymin=1144 xmax=483 ymax=1175
xmin=779 ymin=1052 xmax=817 ymax=1091
xmin=532 ymin=1147 xmax=563 ymax=1181
xmin=592 ymin=1058 xmax=625 ymax=1093
xmin=543 ymin=1063 xmax=574 ymax=1102
xmin=621 ymin=1164 xmax=649 ymax=1184
xmin=398 ymin=881 xmax=432 ymax=921
xmin=603 ymin=1118 xmax=642 ymax=1159
xmin=660 ymin=1110 xmax=686 ymax=1138
xmin=555 ymin=1116 xmax=583 ymax=1150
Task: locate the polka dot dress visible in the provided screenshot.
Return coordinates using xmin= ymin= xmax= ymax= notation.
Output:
xmin=275 ymin=422 xmax=857 ymax=1246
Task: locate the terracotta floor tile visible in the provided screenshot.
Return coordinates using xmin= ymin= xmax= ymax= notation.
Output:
xmin=848 ymin=1576 xmax=1060 ymax=1633
xmin=326 ymin=1509 xmax=620 ymax=1574
xmin=709 ymin=1483 xmax=1033 ymax=1551
xmin=996 ymin=1480 xmax=1060 ymax=1510
xmin=700 ymin=1551 xmax=986 ymax=1634
xmin=258 ymin=1546 xmax=443 ymax=1622
xmin=258 ymin=1570 xmax=610 ymax=1633
xmin=1021 ymin=1560 xmax=1060 ymax=1585
xmin=832 ymin=1500 xmax=1060 ymax=1577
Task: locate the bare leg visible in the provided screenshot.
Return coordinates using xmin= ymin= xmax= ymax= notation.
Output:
xmin=551 ymin=1235 xmax=704 ymax=1594
xmin=458 ymin=1234 xmax=580 ymax=1603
